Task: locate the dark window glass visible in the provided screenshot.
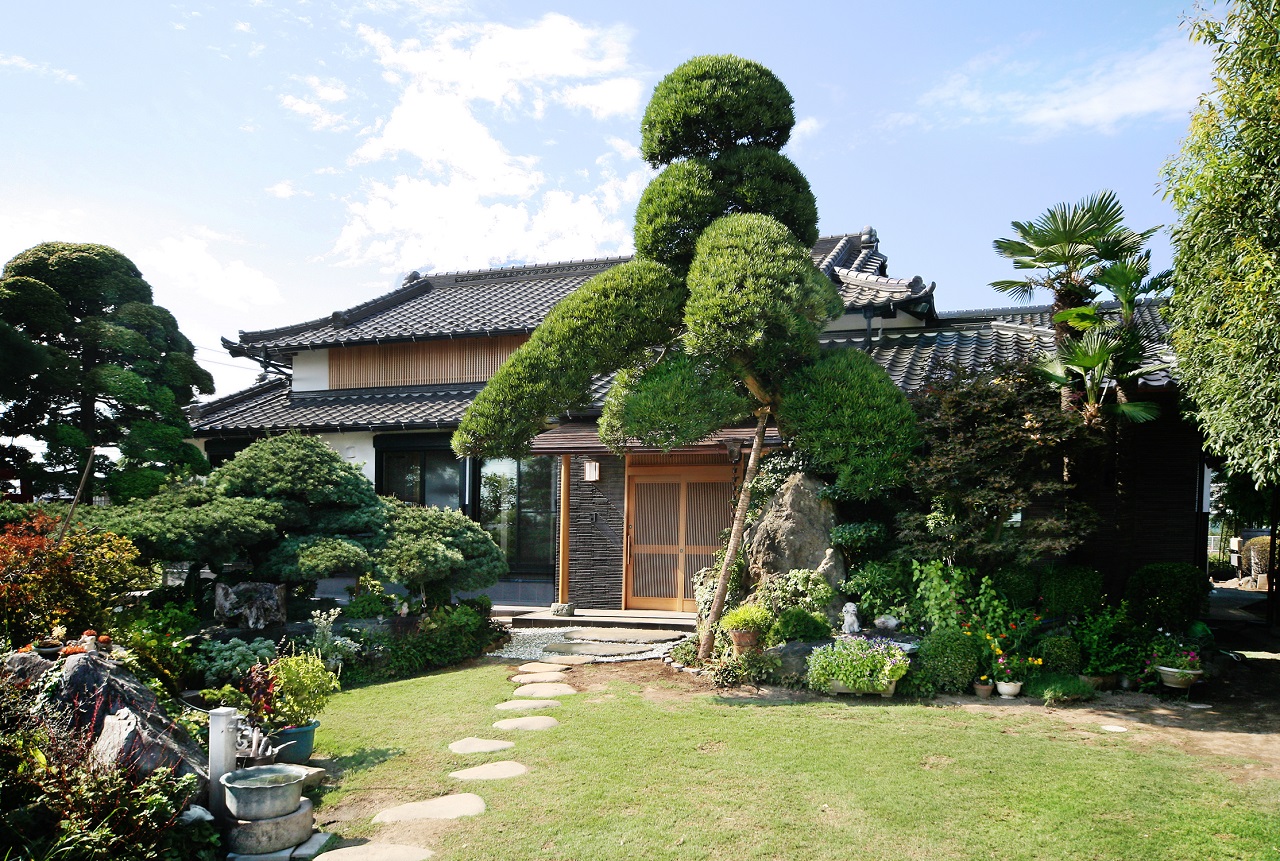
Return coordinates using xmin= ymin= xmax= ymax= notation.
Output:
xmin=382 ymin=452 xmax=422 ymax=504
xmin=479 ymin=456 xmax=555 ymax=568
xmin=422 ymin=451 xmax=463 ymax=509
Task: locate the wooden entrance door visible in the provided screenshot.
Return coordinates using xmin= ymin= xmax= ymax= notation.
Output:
xmin=626 ymin=466 xmax=736 ymax=612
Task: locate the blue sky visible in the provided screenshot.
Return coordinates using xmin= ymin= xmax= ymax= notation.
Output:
xmin=0 ymin=1 xmax=1212 ymax=397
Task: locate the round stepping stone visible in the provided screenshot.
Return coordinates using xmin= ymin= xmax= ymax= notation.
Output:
xmin=518 ymin=661 xmax=570 ymax=673
xmin=541 ymin=654 xmax=596 ymax=666
xmin=544 ymin=641 xmax=652 ymax=657
xmin=565 ymin=627 xmax=687 ymax=644
xmin=1099 ymin=725 xmax=1129 ymax=733
xmin=373 ymin=793 xmax=486 ymax=823
xmin=448 ymin=737 xmax=515 ymax=754
xmin=450 ymin=760 xmax=527 ymax=780
xmin=319 ymin=844 xmax=434 ymax=860
xmin=511 ymin=682 xmax=577 ymax=698
xmin=510 ymin=671 xmax=568 ymax=684
xmin=494 ymin=716 xmax=559 ymax=731
xmin=494 ymin=699 xmax=560 ymax=711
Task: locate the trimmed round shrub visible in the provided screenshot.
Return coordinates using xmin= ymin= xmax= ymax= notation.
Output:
xmin=776 ymin=349 xmax=920 ymax=501
xmin=917 ymin=628 xmax=980 ymax=694
xmin=1246 ymin=535 xmax=1273 ymax=581
xmin=990 ymin=564 xmax=1039 ymax=609
xmin=640 ymin=55 xmax=794 ymax=166
xmin=718 ymin=602 xmax=773 ymax=635
xmin=1125 ymin=562 xmax=1209 ymax=628
xmin=378 ymin=502 xmax=508 ymax=609
xmin=713 ymin=146 xmax=819 ymax=247
xmin=1039 ymin=564 xmax=1103 ymax=617
xmin=770 ymin=607 xmax=831 ymax=643
xmin=1037 ymin=635 xmax=1082 ymax=676
xmin=633 ymin=158 xmax=723 ymax=276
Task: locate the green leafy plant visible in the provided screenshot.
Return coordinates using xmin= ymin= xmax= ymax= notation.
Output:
xmin=198 ymin=637 xmax=276 ymax=686
xmin=668 ymin=636 xmax=700 ymax=666
xmin=806 ymin=638 xmax=910 ymax=694
xmin=1037 ymin=635 xmax=1082 ymax=676
xmin=830 ymin=521 xmax=889 ymax=565
xmin=1072 ymin=605 xmax=1131 ymax=675
xmin=917 ymin=628 xmax=980 ymax=694
xmin=1124 ymin=562 xmax=1208 ymax=629
xmin=1039 ymin=564 xmax=1104 ymax=618
xmin=840 ymin=560 xmax=915 ymax=623
xmin=378 ymin=503 xmax=507 ymax=610
xmin=302 ymin=608 xmax=360 ymax=669
xmin=712 ymin=650 xmax=782 ymax=687
xmin=912 ymin=560 xmax=969 ymax=632
xmin=718 ymin=603 xmax=773 ymax=635
xmin=268 ymin=653 xmax=340 ymax=729
xmin=341 ymin=603 xmax=505 ymax=685
xmin=993 ymin=653 xmax=1041 ymax=683
xmin=754 ymin=568 xmax=834 ymax=618
xmin=769 ymin=607 xmax=831 ymax=644
xmin=1023 ymin=671 xmax=1096 ymax=706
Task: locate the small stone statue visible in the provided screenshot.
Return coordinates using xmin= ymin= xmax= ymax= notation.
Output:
xmin=841 ymin=602 xmax=861 ymax=634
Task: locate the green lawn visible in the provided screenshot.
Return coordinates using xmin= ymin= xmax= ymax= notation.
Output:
xmin=314 ymin=660 xmax=1279 ymax=861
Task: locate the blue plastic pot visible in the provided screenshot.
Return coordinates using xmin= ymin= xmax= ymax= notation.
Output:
xmin=270 ymin=719 xmax=319 ymax=764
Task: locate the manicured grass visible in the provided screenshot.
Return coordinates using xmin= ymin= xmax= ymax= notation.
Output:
xmin=315 ymin=660 xmax=1280 ymax=860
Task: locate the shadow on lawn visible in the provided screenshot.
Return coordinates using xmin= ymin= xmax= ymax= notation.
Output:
xmin=310 ymin=746 xmax=403 ymax=780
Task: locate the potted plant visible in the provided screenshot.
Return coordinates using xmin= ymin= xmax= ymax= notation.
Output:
xmin=993 ymin=654 xmax=1041 ymax=698
xmin=1073 ymin=607 xmax=1126 ymax=690
xmin=806 ymin=638 xmax=910 ymax=697
xmin=266 ymin=653 xmax=341 ymax=764
xmin=719 ymin=604 xmax=773 ymax=657
xmin=1150 ymin=632 xmax=1203 ymax=689
xmin=35 ymin=624 xmax=67 ymax=659
xmin=974 ymin=674 xmax=995 ymax=699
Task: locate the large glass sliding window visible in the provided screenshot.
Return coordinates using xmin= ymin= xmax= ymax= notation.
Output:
xmin=375 ymin=435 xmax=465 ymax=510
xmin=479 ymin=457 xmax=555 ymax=570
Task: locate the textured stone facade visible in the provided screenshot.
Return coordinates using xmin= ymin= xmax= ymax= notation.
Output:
xmin=566 ymin=454 xmax=625 ymax=609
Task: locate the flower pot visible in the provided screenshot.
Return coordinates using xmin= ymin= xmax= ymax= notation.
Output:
xmin=35 ymin=646 xmax=62 ymax=660
xmin=727 ymin=629 xmax=760 ymax=657
xmin=974 ymin=682 xmax=995 ymax=699
xmin=1155 ymin=666 xmax=1203 ymax=689
xmin=269 ymin=719 xmax=320 ymax=764
xmin=829 ymin=678 xmax=898 ymax=698
xmin=219 ymin=764 xmax=309 ymax=820
xmin=996 ymin=681 xmax=1022 ymax=698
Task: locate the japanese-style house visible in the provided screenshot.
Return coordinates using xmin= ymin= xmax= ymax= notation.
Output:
xmin=192 ymin=227 xmax=1209 ymax=609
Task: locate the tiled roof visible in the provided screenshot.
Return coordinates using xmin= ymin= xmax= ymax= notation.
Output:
xmin=191 ymin=377 xmax=481 ymax=435
xmin=528 ymin=421 xmax=783 ymax=455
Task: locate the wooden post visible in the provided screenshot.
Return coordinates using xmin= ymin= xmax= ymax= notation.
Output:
xmin=558 ymin=454 xmax=571 ymax=604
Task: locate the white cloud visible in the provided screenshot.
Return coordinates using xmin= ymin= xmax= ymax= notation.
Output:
xmin=279 ymin=94 xmax=350 ymax=131
xmin=911 ymin=32 xmax=1212 ymax=136
xmin=302 ymin=75 xmax=348 ymax=102
xmin=326 ymin=13 xmax=644 ymax=272
xmin=234 ymin=21 xmax=253 ymax=33
xmin=135 ymin=234 xmax=285 ymax=312
xmin=788 ymin=116 xmax=824 ymax=150
xmin=554 ymin=77 xmax=644 ymax=119
xmin=0 ymin=53 xmax=78 ymax=84
xmin=265 ymin=180 xmax=311 ymax=199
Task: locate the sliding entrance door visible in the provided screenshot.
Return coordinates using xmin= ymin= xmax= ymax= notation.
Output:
xmin=626 ymin=466 xmax=736 ymax=613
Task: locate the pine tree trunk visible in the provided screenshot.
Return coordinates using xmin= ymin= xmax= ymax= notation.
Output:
xmin=698 ymin=408 xmax=770 ymax=661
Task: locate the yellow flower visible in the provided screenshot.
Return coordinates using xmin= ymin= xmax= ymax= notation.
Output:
xmin=995 ymin=648 xmax=1003 ymax=655
xmin=963 ymin=631 xmax=971 ymax=636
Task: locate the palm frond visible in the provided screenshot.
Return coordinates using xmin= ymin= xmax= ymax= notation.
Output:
xmin=1105 ymin=400 xmax=1161 ymax=423
xmin=990 ymin=278 xmax=1038 ymax=301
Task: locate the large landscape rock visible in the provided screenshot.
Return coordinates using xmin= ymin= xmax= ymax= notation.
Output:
xmin=747 ymin=473 xmax=846 ymax=613
xmin=44 ymin=653 xmax=208 ymax=794
xmin=2 ymin=651 xmax=55 ymax=687
xmin=215 ymin=582 xmax=287 ymax=630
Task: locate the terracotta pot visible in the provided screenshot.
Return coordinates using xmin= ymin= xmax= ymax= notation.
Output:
xmin=996 ymin=681 xmax=1022 ymax=698
xmin=974 ymin=682 xmax=995 ymax=699
xmin=727 ymin=629 xmax=760 ymax=657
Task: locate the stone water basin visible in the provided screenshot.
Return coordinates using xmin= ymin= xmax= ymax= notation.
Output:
xmin=220 ymin=764 xmax=309 ymax=820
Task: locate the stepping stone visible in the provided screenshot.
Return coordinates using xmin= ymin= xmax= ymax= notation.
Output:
xmin=511 ymin=682 xmax=578 ymax=698
xmin=540 ymin=654 xmax=597 ymax=665
xmin=373 ymin=794 xmax=486 ymax=823
xmin=314 ymin=845 xmax=433 ymax=861
xmin=1099 ymin=725 xmax=1129 ymax=733
xmin=518 ymin=661 xmax=570 ymax=673
xmin=450 ymin=760 xmax=527 ymax=780
xmin=494 ymin=699 xmax=561 ymax=711
xmin=291 ymin=832 xmax=336 ymax=860
xmin=510 ymin=671 xmax=568 ymax=684
xmin=494 ymin=716 xmax=559 ymax=731
xmin=448 ymin=737 xmax=515 ymax=754
xmin=565 ymin=627 xmax=687 ymax=644
xmin=544 ymin=641 xmax=652 ymax=657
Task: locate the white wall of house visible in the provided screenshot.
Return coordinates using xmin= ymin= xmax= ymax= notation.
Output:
xmin=826 ymin=312 xmax=926 ymax=332
xmin=317 ymin=431 xmax=376 ymax=483
xmin=292 ymin=350 xmax=330 ymax=391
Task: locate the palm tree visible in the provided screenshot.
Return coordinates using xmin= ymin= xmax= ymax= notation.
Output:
xmin=1038 ymin=328 xmax=1169 ymax=427
xmin=991 ymin=190 xmax=1156 ymax=344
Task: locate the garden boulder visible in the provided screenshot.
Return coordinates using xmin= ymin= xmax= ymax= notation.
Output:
xmin=747 ymin=473 xmax=845 ymax=606
xmin=43 ymin=653 xmax=208 ymax=795
xmin=2 ymin=651 xmax=55 ymax=687
xmin=215 ymin=581 xmax=287 ymax=630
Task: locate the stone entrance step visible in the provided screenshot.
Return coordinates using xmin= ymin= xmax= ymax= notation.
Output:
xmin=564 ymin=627 xmax=686 ymax=644
xmin=540 ymin=654 xmax=597 ymax=666
xmin=544 ymin=641 xmax=652 ymax=657
xmin=372 ymin=794 xmax=486 ymax=823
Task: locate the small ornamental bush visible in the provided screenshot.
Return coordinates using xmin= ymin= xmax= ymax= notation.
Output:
xmin=1023 ymin=671 xmax=1096 ymax=705
xmin=807 ymin=638 xmax=910 ymax=694
xmin=712 ymin=650 xmax=782 ymax=688
xmin=379 ymin=502 xmax=508 ymax=609
xmin=199 ymin=637 xmax=276 ymax=686
xmin=1038 ymin=635 xmax=1082 ymax=676
xmin=841 ymin=560 xmax=915 ymax=622
xmin=342 ymin=602 xmax=505 ymax=685
xmin=830 ymin=521 xmax=889 ymax=565
xmin=718 ymin=603 xmax=773 ymax=635
xmin=755 ymin=568 xmax=835 ymax=618
xmin=1245 ymin=536 xmax=1272 ymax=582
xmin=770 ymin=607 xmax=831 ymax=644
xmin=1125 ymin=562 xmax=1208 ymax=628
xmin=1039 ymin=564 xmax=1104 ymax=618
xmin=990 ymin=564 xmax=1040 ymax=609
xmin=270 ymin=653 xmax=340 ymax=729
xmin=917 ymin=629 xmax=980 ymax=693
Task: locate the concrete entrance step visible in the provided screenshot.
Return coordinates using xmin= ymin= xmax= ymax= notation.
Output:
xmin=564 ymin=627 xmax=687 ymax=644
xmin=510 ymin=608 xmax=696 ymax=631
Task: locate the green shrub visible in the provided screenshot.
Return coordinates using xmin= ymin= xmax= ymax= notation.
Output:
xmin=806 ymin=638 xmax=911 ymax=694
xmin=668 ymin=636 xmax=700 ymax=666
xmin=342 ymin=603 xmax=504 ymax=685
xmin=1040 ymin=564 xmax=1104 ymax=617
xmin=1125 ymin=562 xmax=1208 ymax=628
xmin=712 ymin=650 xmax=782 ymax=687
xmin=1245 ymin=536 xmax=1272 ymax=581
xmin=769 ymin=607 xmax=831 ymax=643
xmin=1037 ymin=635 xmax=1082 ymax=675
xmin=917 ymin=629 xmax=980 ymax=693
xmin=718 ymin=603 xmax=773 ymax=635
xmin=913 ymin=560 xmax=971 ymax=631
xmin=270 ymin=653 xmax=340 ymax=729
xmin=1072 ymin=605 xmax=1131 ymax=675
xmin=990 ymin=564 xmax=1039 ymax=609
xmin=198 ymin=637 xmax=276 ymax=686
xmin=379 ymin=503 xmax=508 ymax=609
xmin=830 ymin=521 xmax=889 ymax=565
xmin=755 ymin=568 xmax=834 ymax=617
xmin=344 ymin=591 xmax=395 ymax=620
xmin=841 ymin=560 xmax=915 ymax=621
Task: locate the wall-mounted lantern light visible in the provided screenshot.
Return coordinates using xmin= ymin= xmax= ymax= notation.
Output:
xmin=582 ymin=458 xmax=600 ymax=482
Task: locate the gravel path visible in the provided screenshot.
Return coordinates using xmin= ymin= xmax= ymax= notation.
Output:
xmin=488 ymin=626 xmax=681 ymax=662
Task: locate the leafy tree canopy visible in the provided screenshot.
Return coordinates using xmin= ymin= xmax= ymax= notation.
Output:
xmin=1164 ymin=1 xmax=1280 ymax=489
xmin=0 ymin=242 xmax=214 ymax=500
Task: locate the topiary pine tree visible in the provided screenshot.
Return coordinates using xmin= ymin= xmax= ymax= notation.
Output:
xmin=454 ymin=55 xmax=916 ymax=659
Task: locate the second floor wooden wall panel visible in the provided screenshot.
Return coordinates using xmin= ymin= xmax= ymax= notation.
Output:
xmin=328 ymin=335 xmax=528 ymax=389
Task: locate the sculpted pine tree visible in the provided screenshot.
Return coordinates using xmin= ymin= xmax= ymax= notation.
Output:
xmin=454 ymin=56 xmax=916 ymax=659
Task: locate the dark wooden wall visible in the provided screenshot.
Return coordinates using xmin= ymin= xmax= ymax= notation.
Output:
xmin=565 ymin=454 xmax=625 ymax=609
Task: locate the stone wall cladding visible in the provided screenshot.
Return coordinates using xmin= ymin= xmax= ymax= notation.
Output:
xmin=566 ymin=454 xmax=625 ymax=609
